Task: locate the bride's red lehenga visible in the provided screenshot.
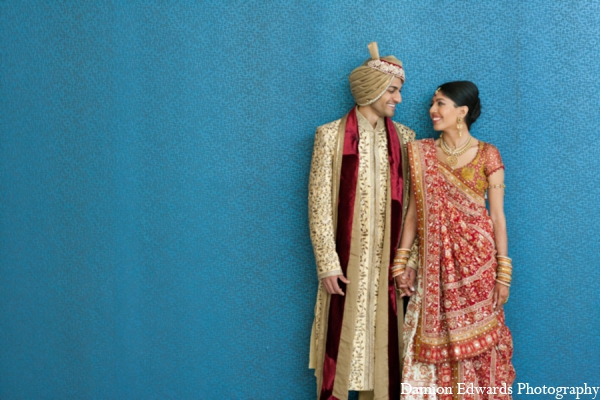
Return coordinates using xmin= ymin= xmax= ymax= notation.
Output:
xmin=401 ymin=139 xmax=515 ymax=400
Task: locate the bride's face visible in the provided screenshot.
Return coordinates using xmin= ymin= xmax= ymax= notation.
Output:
xmin=429 ymin=92 xmax=467 ymax=133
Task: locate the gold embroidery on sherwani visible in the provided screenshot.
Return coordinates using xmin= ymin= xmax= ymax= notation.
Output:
xmin=308 ymin=119 xmax=343 ymax=383
xmin=348 ymin=111 xmax=388 ymax=391
xmin=308 ymin=113 xmax=417 ymax=399
xmin=308 ymin=120 xmax=344 ymax=280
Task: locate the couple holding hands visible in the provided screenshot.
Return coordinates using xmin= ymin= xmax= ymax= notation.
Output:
xmin=308 ymin=43 xmax=515 ymax=400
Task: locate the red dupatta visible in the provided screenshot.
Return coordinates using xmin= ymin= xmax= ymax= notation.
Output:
xmin=320 ymin=107 xmax=404 ymax=400
xmin=408 ymin=139 xmax=500 ymax=364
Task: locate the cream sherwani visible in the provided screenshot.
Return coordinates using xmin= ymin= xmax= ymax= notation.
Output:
xmin=308 ymin=109 xmax=417 ymax=399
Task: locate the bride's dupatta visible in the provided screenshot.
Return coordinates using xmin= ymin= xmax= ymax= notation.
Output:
xmin=408 ymin=139 xmax=500 ymax=365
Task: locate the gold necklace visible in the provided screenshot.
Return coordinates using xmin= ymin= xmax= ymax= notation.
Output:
xmin=440 ymin=136 xmax=473 ymax=167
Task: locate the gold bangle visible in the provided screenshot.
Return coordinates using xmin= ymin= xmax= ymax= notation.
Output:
xmin=497 ymin=266 xmax=513 ymax=272
xmin=496 ymin=279 xmax=511 ymax=287
xmin=496 ymin=256 xmax=512 ymax=261
xmin=392 ymin=270 xmax=405 ymax=278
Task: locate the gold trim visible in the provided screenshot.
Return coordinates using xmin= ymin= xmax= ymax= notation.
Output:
xmin=438 ymin=163 xmax=486 ymax=206
xmin=409 ymin=140 xmax=500 ymax=364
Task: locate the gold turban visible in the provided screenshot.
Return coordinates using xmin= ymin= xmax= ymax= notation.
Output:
xmin=348 ymin=42 xmax=405 ymax=106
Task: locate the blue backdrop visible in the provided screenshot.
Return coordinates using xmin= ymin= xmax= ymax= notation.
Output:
xmin=1 ymin=1 xmax=599 ymax=399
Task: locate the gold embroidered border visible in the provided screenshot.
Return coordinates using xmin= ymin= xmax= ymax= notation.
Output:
xmin=438 ymin=163 xmax=486 ymax=207
xmin=443 ymin=254 xmax=495 ymax=291
xmin=407 ymin=141 xmax=431 ymax=320
xmin=415 ymin=317 xmax=500 ymax=363
xmin=410 ymin=140 xmax=500 ymax=364
xmin=417 ymin=316 xmax=498 ymax=345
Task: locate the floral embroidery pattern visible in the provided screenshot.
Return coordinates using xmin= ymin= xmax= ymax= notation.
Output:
xmin=450 ymin=141 xmax=505 ymax=198
xmin=308 ymin=115 xmax=416 ymax=392
xmin=349 ymin=114 xmax=388 ymax=390
xmin=401 ymin=139 xmax=514 ymax=399
xmin=367 ymin=59 xmax=405 ymax=81
xmin=308 ymin=120 xmax=344 ymax=279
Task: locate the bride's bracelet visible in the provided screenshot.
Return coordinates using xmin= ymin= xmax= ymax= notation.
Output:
xmin=391 ymin=264 xmax=406 ymax=278
xmin=495 ymin=255 xmax=513 ymax=286
xmin=496 ymin=279 xmax=511 ymax=288
xmin=489 ymin=184 xmax=506 ymax=190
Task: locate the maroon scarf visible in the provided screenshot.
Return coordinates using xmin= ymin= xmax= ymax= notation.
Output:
xmin=320 ymin=107 xmax=404 ymax=399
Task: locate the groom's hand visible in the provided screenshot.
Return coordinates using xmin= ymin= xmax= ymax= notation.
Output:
xmin=322 ymin=274 xmax=350 ymax=296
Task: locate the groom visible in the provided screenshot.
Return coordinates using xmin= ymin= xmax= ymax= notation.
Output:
xmin=308 ymin=42 xmax=418 ymax=400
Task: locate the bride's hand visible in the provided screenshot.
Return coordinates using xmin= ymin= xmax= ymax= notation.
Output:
xmin=493 ymin=282 xmax=510 ymax=312
xmin=396 ymin=268 xmax=416 ymax=298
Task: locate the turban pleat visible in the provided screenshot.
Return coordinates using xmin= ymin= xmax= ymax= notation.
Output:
xmin=349 ymin=67 xmax=394 ymax=106
xmin=348 ymin=50 xmax=404 ymax=106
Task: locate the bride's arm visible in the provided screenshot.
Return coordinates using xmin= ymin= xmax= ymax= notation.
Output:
xmin=396 ymin=187 xmax=418 ymax=297
xmin=488 ymin=168 xmax=507 ymax=256
xmin=488 ymin=168 xmax=510 ymax=311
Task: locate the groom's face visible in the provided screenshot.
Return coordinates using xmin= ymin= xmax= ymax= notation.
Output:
xmin=371 ymin=77 xmax=403 ymax=118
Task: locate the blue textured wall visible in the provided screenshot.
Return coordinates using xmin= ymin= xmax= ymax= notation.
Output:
xmin=1 ymin=1 xmax=599 ymax=399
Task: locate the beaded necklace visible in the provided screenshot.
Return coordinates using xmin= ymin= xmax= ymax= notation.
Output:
xmin=440 ymin=135 xmax=473 ymax=168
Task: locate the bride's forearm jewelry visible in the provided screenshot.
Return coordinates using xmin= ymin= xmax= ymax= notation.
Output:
xmin=392 ymin=248 xmax=411 ymax=278
xmin=495 ymin=255 xmax=513 ymax=287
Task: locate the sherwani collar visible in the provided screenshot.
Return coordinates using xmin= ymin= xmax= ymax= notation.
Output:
xmin=356 ymin=108 xmax=385 ymax=133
